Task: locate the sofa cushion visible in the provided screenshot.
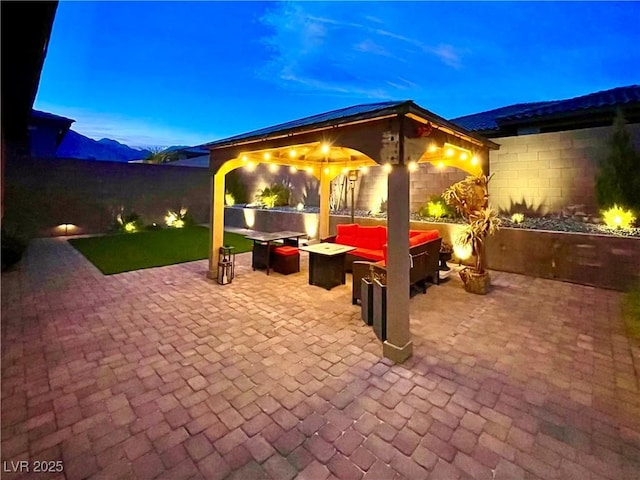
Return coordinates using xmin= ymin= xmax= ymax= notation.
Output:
xmin=356 ymin=225 xmax=387 ymax=250
xmin=409 ymin=230 xmax=440 ymax=246
xmin=351 ymin=247 xmax=385 ymax=262
xmin=336 ymin=223 xmax=359 ymax=247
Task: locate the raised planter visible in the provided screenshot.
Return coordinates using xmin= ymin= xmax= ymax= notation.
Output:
xmin=224 ymin=207 xmax=640 ymax=291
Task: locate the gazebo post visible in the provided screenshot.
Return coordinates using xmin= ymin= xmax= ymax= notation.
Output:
xmin=207 ymin=169 xmax=225 ymax=280
xmin=383 ymin=163 xmax=413 ymax=363
xmin=319 ymin=168 xmax=331 ymax=239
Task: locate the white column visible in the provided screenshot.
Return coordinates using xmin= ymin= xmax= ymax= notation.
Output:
xmin=383 ymin=163 xmax=413 ymax=362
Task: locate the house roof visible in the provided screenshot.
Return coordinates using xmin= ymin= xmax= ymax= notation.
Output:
xmin=203 ymin=100 xmax=497 ymax=149
xmin=450 ymin=85 xmax=640 ymax=135
xmin=31 ymin=109 xmax=75 ymax=124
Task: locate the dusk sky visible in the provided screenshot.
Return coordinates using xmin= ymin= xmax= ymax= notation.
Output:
xmin=35 ymin=1 xmax=640 ymax=149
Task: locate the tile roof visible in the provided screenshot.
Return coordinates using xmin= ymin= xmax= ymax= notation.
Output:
xmin=450 ymin=85 xmax=640 ymax=132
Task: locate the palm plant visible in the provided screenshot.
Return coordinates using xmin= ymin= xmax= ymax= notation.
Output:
xmin=443 ymin=174 xmax=500 ymax=275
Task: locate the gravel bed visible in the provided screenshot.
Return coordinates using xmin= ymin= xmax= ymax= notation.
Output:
xmin=232 ymin=205 xmax=640 ymax=238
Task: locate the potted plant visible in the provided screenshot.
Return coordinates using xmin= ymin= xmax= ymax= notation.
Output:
xmin=443 ymin=174 xmax=500 ymax=294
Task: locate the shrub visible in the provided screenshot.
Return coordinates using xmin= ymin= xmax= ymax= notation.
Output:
xmin=255 ymin=183 xmax=290 ymax=208
xmin=226 ymin=170 xmax=248 ymax=204
xmin=511 ymin=213 xmax=525 ymax=224
xmin=165 ymin=207 xmax=195 ymax=228
xmin=601 ymin=205 xmax=636 ymax=229
xmin=595 ymin=109 xmax=640 ymax=213
xmin=112 ymin=210 xmax=143 ymax=233
xmin=419 ymin=195 xmax=454 ymax=219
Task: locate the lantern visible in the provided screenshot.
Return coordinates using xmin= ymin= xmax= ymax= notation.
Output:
xmin=217 ymin=246 xmax=235 ymax=285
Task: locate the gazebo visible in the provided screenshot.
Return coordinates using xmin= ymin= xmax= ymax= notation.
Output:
xmin=203 ymin=101 xmax=498 ymax=362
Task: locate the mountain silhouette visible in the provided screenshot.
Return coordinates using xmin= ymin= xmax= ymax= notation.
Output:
xmin=56 ymin=130 xmax=152 ymax=162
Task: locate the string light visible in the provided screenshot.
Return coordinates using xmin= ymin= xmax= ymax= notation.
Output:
xmin=289 ymin=149 xmax=297 ymax=158
xmin=428 ymin=144 xmax=437 ymax=153
xmin=241 ymin=155 xmax=248 ymax=162
xmin=245 ymin=161 xmax=256 ymax=171
xmin=460 ymin=152 xmax=468 ymax=160
xmin=289 ymin=166 xmax=297 ymax=173
xmin=360 ymin=166 xmax=369 ymax=174
xmin=471 ymin=156 xmax=479 ymax=165
xmin=323 ymin=167 xmax=330 ymax=174
xmin=383 ymin=163 xmax=392 ymax=173
xmin=321 ymin=144 xmax=330 ymax=154
xmin=263 ymin=152 xmax=271 ymax=160
xmin=445 ymin=148 xmax=454 ymax=157
xmin=269 ymin=164 xmax=278 ymax=173
xmin=437 ymin=161 xmax=444 ymax=169
xmin=408 ymin=161 xmax=418 ymax=172
xmin=305 ymin=166 xmax=313 ymax=174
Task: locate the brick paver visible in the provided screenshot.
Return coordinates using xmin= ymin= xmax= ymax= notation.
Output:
xmin=1 ymin=238 xmax=639 ymax=479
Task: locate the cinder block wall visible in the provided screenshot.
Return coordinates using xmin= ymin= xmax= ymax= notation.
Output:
xmin=488 ymin=123 xmax=640 ymax=215
xmin=3 ymin=156 xmax=212 ymax=237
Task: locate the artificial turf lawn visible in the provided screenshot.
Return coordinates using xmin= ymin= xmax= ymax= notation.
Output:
xmin=68 ymin=226 xmax=253 ymax=275
xmin=623 ymin=283 xmax=640 ymax=341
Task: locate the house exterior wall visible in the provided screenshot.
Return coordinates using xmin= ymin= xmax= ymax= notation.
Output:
xmin=488 ymin=123 xmax=640 ymax=215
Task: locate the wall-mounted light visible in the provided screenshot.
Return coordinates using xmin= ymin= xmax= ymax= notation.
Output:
xmin=347 ymin=169 xmax=359 ymax=183
xmin=57 ymin=223 xmax=77 ymax=236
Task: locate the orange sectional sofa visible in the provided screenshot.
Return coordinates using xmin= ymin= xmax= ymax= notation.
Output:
xmin=322 ymin=223 xmax=441 ymax=272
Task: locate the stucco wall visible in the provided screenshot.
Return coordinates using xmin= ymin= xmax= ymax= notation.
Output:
xmin=488 ymin=123 xmax=640 ymax=215
xmin=3 ymin=156 xmax=212 ymax=237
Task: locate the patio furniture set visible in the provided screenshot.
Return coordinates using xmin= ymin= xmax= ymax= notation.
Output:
xmin=244 ymin=223 xmax=442 ymax=295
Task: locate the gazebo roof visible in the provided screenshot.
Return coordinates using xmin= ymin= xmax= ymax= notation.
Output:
xmin=203 ymin=100 xmax=498 ymax=150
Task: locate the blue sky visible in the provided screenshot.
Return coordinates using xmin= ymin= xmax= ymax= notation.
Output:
xmin=35 ymin=1 xmax=640 ymax=148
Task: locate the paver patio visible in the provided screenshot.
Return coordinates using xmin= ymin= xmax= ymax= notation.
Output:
xmin=2 ymin=237 xmax=639 ymax=480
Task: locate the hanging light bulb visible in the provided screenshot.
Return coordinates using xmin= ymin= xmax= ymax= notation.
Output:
xmin=289 ymin=149 xmax=297 ymax=158
xmin=323 ymin=167 xmax=330 ymax=174
xmin=305 ymin=166 xmax=313 ymax=174
xmin=241 ymin=155 xmax=248 ymax=162
xmin=437 ymin=161 xmax=444 ymax=169
xmin=263 ymin=152 xmax=271 ymax=160
xmin=408 ymin=161 xmax=418 ymax=172
xmin=289 ymin=166 xmax=297 ymax=173
xmin=269 ymin=164 xmax=278 ymax=173
xmin=245 ymin=161 xmax=256 ymax=171
xmin=360 ymin=166 xmax=369 ymax=174
xmin=460 ymin=152 xmax=468 ymax=160
xmin=428 ymin=143 xmax=437 ymax=153
xmin=321 ymin=144 xmax=330 ymax=154
xmin=445 ymin=148 xmax=454 ymax=157
xmin=471 ymin=156 xmax=479 ymax=165
xmin=383 ymin=163 xmax=392 ymax=173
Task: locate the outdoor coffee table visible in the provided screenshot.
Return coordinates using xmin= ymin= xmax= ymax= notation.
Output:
xmin=299 ymin=243 xmax=356 ymax=290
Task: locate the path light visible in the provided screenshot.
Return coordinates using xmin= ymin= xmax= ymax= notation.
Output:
xmin=408 ymin=161 xmax=418 ymax=172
